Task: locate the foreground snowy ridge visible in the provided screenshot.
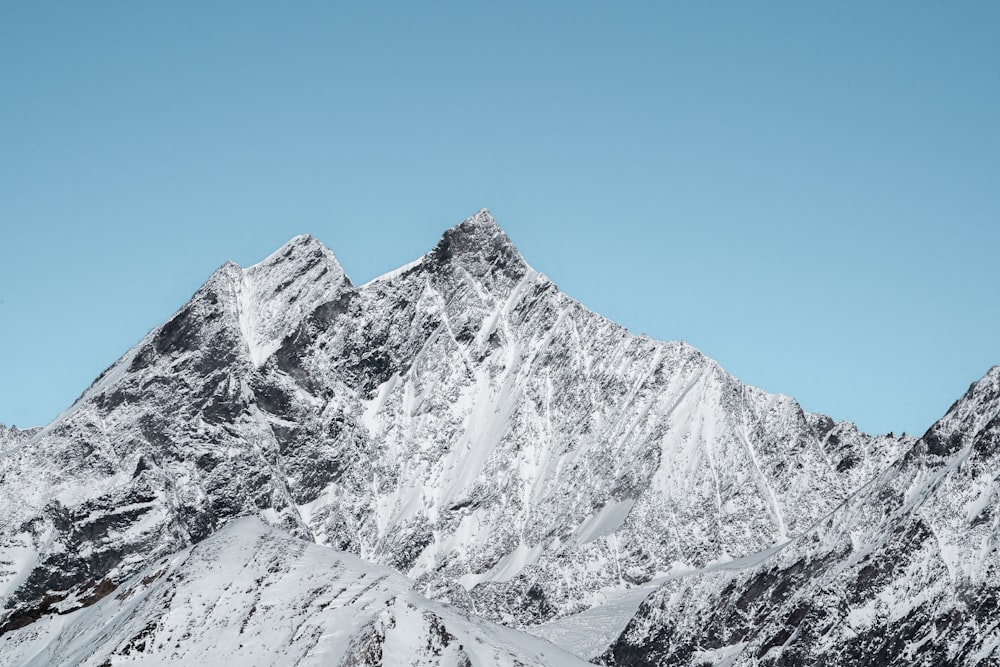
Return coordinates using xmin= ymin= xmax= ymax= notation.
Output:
xmin=1 ymin=210 xmax=997 ymax=665
xmin=0 ymin=518 xmax=589 ymax=666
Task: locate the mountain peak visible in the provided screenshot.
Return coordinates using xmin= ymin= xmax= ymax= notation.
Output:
xmin=471 ymin=207 xmax=499 ymax=226
xmin=457 ymin=208 xmax=506 ymax=238
xmin=428 ymin=209 xmax=528 ymax=279
xmin=158 ymin=234 xmax=351 ymax=371
xmin=235 ymin=236 xmax=350 ymax=367
xmin=248 ymin=233 xmax=343 ymax=277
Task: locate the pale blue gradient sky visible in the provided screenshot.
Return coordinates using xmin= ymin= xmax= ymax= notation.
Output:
xmin=1 ymin=2 xmax=998 ymax=435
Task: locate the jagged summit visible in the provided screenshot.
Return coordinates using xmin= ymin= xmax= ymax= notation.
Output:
xmin=976 ymin=362 xmax=1000 ymax=388
xmin=428 ymin=208 xmax=529 ymax=282
xmin=360 ymin=208 xmax=530 ymax=288
xmin=918 ymin=360 xmax=1000 ymax=458
xmin=436 ymin=208 xmax=516 ymax=252
xmin=205 ymin=234 xmax=342 ymax=283
xmin=469 ymin=207 xmax=502 ymax=229
xmin=221 ymin=234 xmax=349 ymax=368
xmin=234 ymin=209 xmax=521 ymax=289
xmin=245 ymin=232 xmax=344 ymax=278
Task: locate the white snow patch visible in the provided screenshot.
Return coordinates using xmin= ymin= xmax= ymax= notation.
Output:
xmin=573 ymin=499 xmax=636 ymax=545
xmin=459 ymin=541 xmax=544 ymax=589
xmin=691 ymin=642 xmax=748 ymax=667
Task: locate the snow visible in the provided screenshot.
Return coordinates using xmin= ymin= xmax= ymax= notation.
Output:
xmin=964 ymin=479 xmax=996 ymax=524
xmin=573 ymin=499 xmax=636 ymax=545
xmin=0 ymin=531 xmax=39 ymax=600
xmin=459 ymin=541 xmax=546 ymax=589
xmin=530 ymin=582 xmax=660 ymax=659
xmin=236 ymin=234 xmax=349 ymax=368
xmin=0 ymin=518 xmax=590 ymax=666
xmin=361 ymin=255 xmax=425 ymax=287
xmin=691 ymin=642 xmax=748 ymax=667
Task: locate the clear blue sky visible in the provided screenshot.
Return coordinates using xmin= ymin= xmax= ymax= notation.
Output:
xmin=1 ymin=2 xmax=998 ymax=436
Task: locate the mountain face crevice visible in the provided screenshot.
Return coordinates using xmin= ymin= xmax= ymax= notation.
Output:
xmin=1 ymin=211 xmax=996 ymax=665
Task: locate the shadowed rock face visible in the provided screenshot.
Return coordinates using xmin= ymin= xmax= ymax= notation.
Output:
xmin=5 ymin=210 xmax=985 ymax=665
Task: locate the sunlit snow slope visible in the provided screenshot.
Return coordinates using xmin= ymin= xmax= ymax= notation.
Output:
xmin=0 ymin=517 xmax=589 ymax=666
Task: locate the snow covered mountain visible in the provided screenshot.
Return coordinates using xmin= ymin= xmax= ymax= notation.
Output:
xmin=604 ymin=365 xmax=1000 ymax=666
xmin=1 ymin=210 xmax=994 ymax=664
xmin=0 ymin=517 xmax=589 ymax=666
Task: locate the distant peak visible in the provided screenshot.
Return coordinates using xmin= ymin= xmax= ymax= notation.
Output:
xmin=458 ymin=208 xmax=506 ymax=238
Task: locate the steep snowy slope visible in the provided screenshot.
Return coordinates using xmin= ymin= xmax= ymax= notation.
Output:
xmin=0 ymin=517 xmax=589 ymax=666
xmin=604 ymin=365 xmax=1000 ymax=665
xmin=0 ymin=210 xmax=905 ymax=655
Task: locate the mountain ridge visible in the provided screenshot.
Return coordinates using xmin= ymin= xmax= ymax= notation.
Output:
xmin=0 ymin=517 xmax=591 ymax=666
xmin=1 ymin=210 xmax=995 ymax=664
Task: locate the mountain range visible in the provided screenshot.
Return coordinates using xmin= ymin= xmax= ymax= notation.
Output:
xmin=2 ymin=210 xmax=997 ymax=665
